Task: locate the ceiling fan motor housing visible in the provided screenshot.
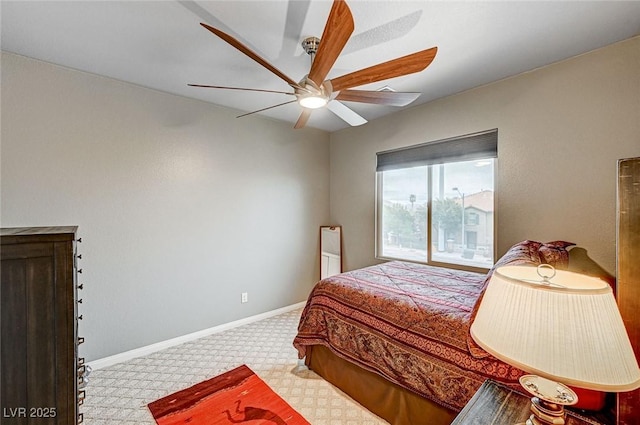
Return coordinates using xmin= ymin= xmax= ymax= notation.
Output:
xmin=295 ymin=76 xmax=332 ymax=108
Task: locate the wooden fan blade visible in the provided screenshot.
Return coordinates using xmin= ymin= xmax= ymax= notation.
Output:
xmin=307 ymin=0 xmax=354 ymax=86
xmin=329 ymin=46 xmax=438 ymax=92
xmin=327 ymin=101 xmax=367 ymax=126
xmin=335 ymin=89 xmax=421 ymax=106
xmin=200 ymin=23 xmax=299 ymax=87
xmin=236 ymin=100 xmax=297 ymax=118
xmin=294 ymin=109 xmax=312 ymax=129
xmin=188 ymin=84 xmax=295 ymax=96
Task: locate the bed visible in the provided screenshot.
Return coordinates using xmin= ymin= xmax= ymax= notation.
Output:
xmin=293 ymin=240 xmax=583 ymax=424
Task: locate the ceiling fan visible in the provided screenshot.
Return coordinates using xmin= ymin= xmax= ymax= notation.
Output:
xmin=189 ymin=0 xmax=438 ymax=129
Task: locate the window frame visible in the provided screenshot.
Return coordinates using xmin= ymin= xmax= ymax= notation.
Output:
xmin=374 ymin=131 xmax=497 ymax=273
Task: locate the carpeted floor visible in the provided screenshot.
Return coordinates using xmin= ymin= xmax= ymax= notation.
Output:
xmin=82 ymin=308 xmax=386 ymax=424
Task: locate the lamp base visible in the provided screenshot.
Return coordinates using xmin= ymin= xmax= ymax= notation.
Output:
xmin=525 ymin=397 xmax=566 ymax=425
xmin=518 ymin=375 xmax=578 ymax=425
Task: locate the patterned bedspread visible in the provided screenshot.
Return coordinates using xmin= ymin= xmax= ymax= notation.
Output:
xmin=293 ymin=260 xmax=524 ymax=411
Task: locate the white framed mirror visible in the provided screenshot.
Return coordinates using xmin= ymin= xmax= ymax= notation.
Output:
xmin=320 ymin=226 xmax=342 ymax=279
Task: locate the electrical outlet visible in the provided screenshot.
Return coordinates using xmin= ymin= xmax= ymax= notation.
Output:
xmin=241 ymin=292 xmax=248 ymax=303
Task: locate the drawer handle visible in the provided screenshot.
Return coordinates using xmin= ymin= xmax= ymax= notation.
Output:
xmin=78 ymin=337 xmax=85 ymax=345
xmin=78 ymin=375 xmax=89 ymax=388
xmin=78 ymin=284 xmax=84 ymax=290
xmin=78 ymin=299 xmax=83 ymax=304
xmin=78 ymin=365 xmax=92 ymax=378
xmin=77 ymin=238 xmax=82 ymax=243
xmin=78 ymin=390 xmax=86 ymax=402
xmin=78 ymin=357 xmax=85 ymax=366
xmin=77 ymin=412 xmax=84 ymax=424
xmin=78 ymin=315 xmax=83 ymax=320
xmin=77 ymin=254 xmax=82 ymax=259
xmin=77 ymin=269 xmax=83 ymax=274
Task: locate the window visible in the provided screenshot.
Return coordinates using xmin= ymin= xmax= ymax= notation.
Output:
xmin=379 ymin=166 xmax=428 ymax=262
xmin=467 ymin=212 xmax=480 ymax=225
xmin=376 ymin=130 xmax=496 ymax=270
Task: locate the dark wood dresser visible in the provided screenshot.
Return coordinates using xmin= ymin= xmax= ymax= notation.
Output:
xmin=1 ymin=226 xmax=85 ymax=424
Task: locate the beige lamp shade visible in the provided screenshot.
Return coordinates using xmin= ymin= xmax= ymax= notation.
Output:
xmin=470 ymin=265 xmax=640 ymax=392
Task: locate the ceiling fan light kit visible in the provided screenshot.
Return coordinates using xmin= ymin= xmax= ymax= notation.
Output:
xmin=299 ymin=95 xmax=328 ymax=109
xmin=190 ymin=0 xmax=438 ymax=129
xmin=294 ymin=75 xmax=330 ymax=109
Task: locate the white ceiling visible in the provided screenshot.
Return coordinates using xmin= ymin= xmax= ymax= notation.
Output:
xmin=2 ymin=1 xmax=640 ymax=132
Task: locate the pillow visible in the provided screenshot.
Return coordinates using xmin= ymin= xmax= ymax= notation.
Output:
xmin=466 ymin=240 xmax=575 ymax=358
xmin=538 ymin=240 xmax=575 ymax=269
xmin=493 ymin=239 xmax=543 ymax=266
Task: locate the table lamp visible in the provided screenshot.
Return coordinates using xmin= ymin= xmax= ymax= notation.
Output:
xmin=470 ymin=265 xmax=640 ymax=425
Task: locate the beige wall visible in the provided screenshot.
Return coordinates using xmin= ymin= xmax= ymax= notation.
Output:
xmin=2 ymin=36 xmax=638 ymax=361
xmin=330 ymin=36 xmax=640 ymax=275
xmin=1 ymin=52 xmax=330 ymax=361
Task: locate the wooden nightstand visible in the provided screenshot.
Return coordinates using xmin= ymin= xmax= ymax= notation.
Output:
xmin=451 ymin=380 xmax=614 ymax=425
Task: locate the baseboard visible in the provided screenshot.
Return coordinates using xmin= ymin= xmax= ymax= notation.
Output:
xmin=88 ymin=301 xmax=307 ymax=370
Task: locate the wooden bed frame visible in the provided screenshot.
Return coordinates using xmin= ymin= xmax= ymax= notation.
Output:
xmin=305 ymin=344 xmax=457 ymax=424
xmin=303 ymin=158 xmax=639 ymax=425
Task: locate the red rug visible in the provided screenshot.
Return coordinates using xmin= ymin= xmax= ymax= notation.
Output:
xmin=148 ymin=364 xmax=310 ymax=425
